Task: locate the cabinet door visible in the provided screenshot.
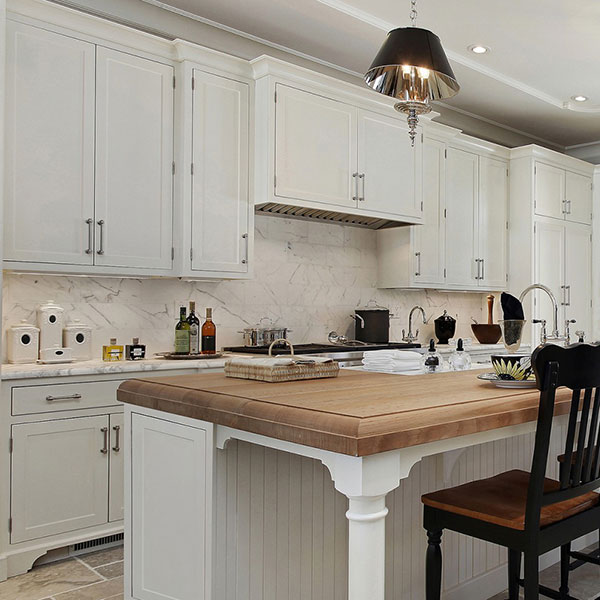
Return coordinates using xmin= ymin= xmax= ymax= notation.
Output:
xmin=191 ymin=70 xmax=249 ymax=273
xmin=565 ymin=171 xmax=592 ymax=225
xmin=534 ymin=162 xmax=565 ymax=220
xmin=358 ymin=110 xmax=421 ymax=218
xmin=478 ymin=157 xmax=508 ymax=289
xmin=565 ymin=223 xmax=592 ymax=336
xmin=274 ymin=84 xmax=357 ymax=208
xmin=131 ymin=414 xmax=210 ymax=600
xmin=534 ymin=220 xmax=565 ymax=327
xmin=445 ymin=148 xmax=478 ymax=287
xmin=95 ymin=48 xmax=174 ymax=270
xmin=4 ymin=21 xmax=95 ymax=265
xmin=109 ymin=413 xmax=124 ymax=522
xmin=11 ymin=416 xmax=109 ymax=543
xmin=413 ymin=137 xmax=445 ymax=284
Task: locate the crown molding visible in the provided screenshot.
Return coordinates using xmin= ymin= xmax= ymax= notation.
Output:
xmin=316 ymin=0 xmax=600 ymax=114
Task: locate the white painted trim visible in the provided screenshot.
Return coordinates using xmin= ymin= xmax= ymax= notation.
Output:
xmin=566 ymin=138 xmax=600 ymax=151
xmin=510 ymin=144 xmax=595 ymax=176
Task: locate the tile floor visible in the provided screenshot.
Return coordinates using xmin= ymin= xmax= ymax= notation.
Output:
xmin=0 ymin=542 xmax=598 ymax=599
xmin=0 ymin=545 xmax=123 ymax=600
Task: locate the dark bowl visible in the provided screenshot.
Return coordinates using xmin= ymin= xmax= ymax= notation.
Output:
xmin=471 ymin=323 xmax=502 ymax=344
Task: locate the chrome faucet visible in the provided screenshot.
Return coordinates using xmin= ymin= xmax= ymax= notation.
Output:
xmin=519 ymin=284 xmax=566 ymax=344
xmin=402 ymin=306 xmax=428 ymax=343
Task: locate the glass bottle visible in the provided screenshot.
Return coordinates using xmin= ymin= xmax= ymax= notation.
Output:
xmin=125 ymin=337 xmax=146 ymax=361
xmin=174 ymin=306 xmax=190 ymax=354
xmin=201 ymin=307 xmax=216 ymax=355
xmin=187 ymin=301 xmax=200 ymax=355
xmin=449 ymin=338 xmax=472 ymax=371
xmin=421 ymin=338 xmax=443 ymax=373
xmin=103 ymin=338 xmax=124 ymax=362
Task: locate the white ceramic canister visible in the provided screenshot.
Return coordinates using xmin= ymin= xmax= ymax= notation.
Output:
xmin=7 ymin=320 xmax=40 ymax=364
xmin=63 ymin=320 xmax=93 ymax=361
xmin=37 ymin=301 xmax=65 ymax=350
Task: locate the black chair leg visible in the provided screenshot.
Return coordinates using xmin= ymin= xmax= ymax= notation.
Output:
xmin=508 ymin=549 xmax=521 ymax=600
xmin=523 ymin=552 xmax=539 ymax=600
xmin=426 ymin=529 xmax=443 ymax=600
xmin=560 ymin=543 xmax=571 ymax=599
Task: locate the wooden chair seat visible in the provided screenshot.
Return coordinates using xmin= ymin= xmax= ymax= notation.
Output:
xmin=557 ymin=447 xmax=598 ymax=464
xmin=422 ymin=469 xmax=599 ymax=530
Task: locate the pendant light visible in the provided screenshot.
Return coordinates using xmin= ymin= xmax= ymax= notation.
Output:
xmin=364 ymin=0 xmax=459 ymax=145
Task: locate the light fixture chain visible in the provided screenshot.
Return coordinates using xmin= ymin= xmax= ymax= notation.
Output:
xmin=410 ymin=0 xmax=418 ymax=27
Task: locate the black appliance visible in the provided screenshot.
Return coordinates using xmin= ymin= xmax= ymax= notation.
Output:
xmin=353 ymin=304 xmax=390 ymax=344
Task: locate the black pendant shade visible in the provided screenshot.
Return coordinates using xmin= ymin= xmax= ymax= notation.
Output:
xmin=364 ymin=27 xmax=459 ymax=102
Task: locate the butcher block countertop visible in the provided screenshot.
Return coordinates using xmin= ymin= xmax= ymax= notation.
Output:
xmin=117 ymin=369 xmax=573 ymax=456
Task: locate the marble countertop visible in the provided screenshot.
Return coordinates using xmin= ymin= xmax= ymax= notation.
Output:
xmin=1 ymin=356 xmax=230 ymax=380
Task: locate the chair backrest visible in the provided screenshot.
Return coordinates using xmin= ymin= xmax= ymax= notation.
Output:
xmin=526 ymin=343 xmax=600 ymax=531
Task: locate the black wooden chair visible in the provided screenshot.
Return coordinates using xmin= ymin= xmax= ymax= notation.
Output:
xmin=421 ymin=344 xmax=600 ymax=600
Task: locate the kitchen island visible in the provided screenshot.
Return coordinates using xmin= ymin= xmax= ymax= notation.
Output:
xmin=118 ymin=369 xmax=577 ymax=600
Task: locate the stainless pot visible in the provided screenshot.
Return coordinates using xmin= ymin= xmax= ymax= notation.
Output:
xmin=239 ymin=318 xmax=291 ymax=347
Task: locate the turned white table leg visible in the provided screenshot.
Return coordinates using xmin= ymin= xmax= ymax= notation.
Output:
xmin=346 ymin=494 xmax=389 ymax=600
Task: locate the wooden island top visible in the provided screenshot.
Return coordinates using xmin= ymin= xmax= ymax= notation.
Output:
xmin=117 ymin=369 xmax=571 ymax=456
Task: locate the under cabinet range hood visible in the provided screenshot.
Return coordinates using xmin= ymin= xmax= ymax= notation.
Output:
xmin=255 ymin=203 xmax=411 ymax=230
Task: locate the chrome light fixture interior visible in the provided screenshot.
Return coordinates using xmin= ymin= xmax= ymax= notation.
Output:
xmin=364 ymin=0 xmax=459 ymax=145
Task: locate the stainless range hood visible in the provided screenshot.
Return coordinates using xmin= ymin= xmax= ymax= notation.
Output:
xmin=255 ymin=202 xmax=412 ymax=230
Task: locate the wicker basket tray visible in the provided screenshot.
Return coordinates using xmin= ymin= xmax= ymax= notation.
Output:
xmin=224 ymin=339 xmax=339 ymax=383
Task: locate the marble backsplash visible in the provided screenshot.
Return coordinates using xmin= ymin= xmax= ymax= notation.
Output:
xmin=2 ymin=215 xmax=493 ymax=360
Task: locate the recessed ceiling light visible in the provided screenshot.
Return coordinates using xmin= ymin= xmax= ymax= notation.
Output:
xmin=572 ymin=95 xmax=588 ymax=102
xmin=468 ymin=45 xmax=489 ymax=54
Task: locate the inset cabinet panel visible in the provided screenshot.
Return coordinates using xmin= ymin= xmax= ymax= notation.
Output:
xmin=11 ymin=416 xmax=109 ymax=543
xmin=109 ymin=413 xmax=125 ymax=523
xmin=478 ymin=157 xmax=508 ymax=289
xmin=565 ymin=171 xmax=592 ymax=225
xmin=191 ymin=70 xmax=249 ymax=273
xmin=565 ymin=223 xmax=592 ymax=335
xmin=445 ymin=148 xmax=478 ymax=287
xmin=534 ymin=220 xmax=565 ymax=325
xmin=4 ymin=21 xmax=95 ymax=265
xmin=358 ymin=110 xmax=421 ymax=218
xmin=95 ymin=48 xmax=174 ymax=269
xmin=131 ymin=414 xmax=209 ymax=600
xmin=534 ymin=162 xmax=565 ymax=220
xmin=274 ymin=84 xmax=357 ymax=208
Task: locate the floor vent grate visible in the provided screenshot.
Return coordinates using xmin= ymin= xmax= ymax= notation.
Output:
xmin=70 ymin=533 xmax=124 ymax=556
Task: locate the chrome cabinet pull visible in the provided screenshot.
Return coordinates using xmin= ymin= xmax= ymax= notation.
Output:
xmin=566 ymin=200 xmax=572 ymax=214
xmin=112 ymin=425 xmax=121 ymax=452
xmin=46 ymin=393 xmax=82 ymax=402
xmin=358 ymin=173 xmax=365 ymax=202
xmin=100 ymin=427 xmax=109 ymax=454
xmin=480 ymin=258 xmax=485 ymax=280
xmin=560 ymin=285 xmax=567 ymax=306
xmin=352 ymin=172 xmax=359 ymax=202
xmin=415 ymin=252 xmax=421 ymax=277
xmin=97 ymin=220 xmax=105 ymax=255
xmin=566 ymin=285 xmax=571 ymax=306
xmin=85 ymin=219 xmax=93 ymax=255
xmin=241 ymin=233 xmax=249 ymax=265
xmin=475 ymin=259 xmax=481 ymax=280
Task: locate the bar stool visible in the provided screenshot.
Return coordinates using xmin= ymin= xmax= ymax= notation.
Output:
xmin=421 ymin=344 xmax=600 ymax=600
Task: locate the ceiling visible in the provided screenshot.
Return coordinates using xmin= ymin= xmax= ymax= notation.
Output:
xmin=143 ymin=0 xmax=600 ymax=148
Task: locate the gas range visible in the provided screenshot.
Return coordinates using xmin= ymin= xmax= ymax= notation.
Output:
xmin=223 ymin=342 xmax=422 ymax=367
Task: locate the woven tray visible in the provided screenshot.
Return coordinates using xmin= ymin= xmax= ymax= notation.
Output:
xmin=224 ymin=339 xmax=340 ymax=383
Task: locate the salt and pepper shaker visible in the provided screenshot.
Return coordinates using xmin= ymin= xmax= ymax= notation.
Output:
xmin=449 ymin=338 xmax=472 ymax=371
xmin=421 ymin=339 xmax=444 ymax=373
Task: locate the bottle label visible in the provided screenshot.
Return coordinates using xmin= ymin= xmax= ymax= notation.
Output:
xmin=202 ymin=335 xmax=216 ymax=352
xmin=174 ymin=330 xmax=190 ymax=354
xmin=189 ymin=325 xmax=200 ymax=354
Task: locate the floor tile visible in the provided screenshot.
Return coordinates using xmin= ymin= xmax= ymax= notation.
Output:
xmin=0 ymin=558 xmax=102 ymax=600
xmin=52 ymin=576 xmax=123 ymax=600
xmin=95 ymin=562 xmax=123 ymax=580
xmin=78 ymin=547 xmax=123 ymax=569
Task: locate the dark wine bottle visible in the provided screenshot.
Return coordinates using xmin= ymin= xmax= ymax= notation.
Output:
xmin=187 ymin=301 xmax=200 ymax=355
xmin=201 ymin=307 xmax=216 ymax=354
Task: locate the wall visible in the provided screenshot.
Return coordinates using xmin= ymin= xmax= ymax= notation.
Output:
xmin=2 ymin=216 xmax=490 ymax=359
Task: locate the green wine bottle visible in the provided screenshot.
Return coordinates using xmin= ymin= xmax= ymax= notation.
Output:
xmin=174 ymin=306 xmax=190 ymax=354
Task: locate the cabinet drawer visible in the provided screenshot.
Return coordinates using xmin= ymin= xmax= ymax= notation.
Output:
xmin=12 ymin=380 xmax=124 ymax=416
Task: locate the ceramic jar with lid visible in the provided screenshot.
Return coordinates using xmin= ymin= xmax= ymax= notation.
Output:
xmin=37 ymin=300 xmax=65 ymax=350
xmin=7 ymin=321 xmax=40 ymax=364
xmin=434 ymin=310 xmax=456 ymax=345
xmin=63 ymin=320 xmax=93 ymax=361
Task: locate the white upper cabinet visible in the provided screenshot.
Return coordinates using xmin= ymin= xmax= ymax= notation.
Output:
xmin=190 ymin=69 xmax=250 ymax=274
xmin=274 ymin=84 xmax=357 ymax=208
xmin=4 ymin=21 xmax=96 ymax=265
xmin=564 ymin=222 xmax=592 ymax=335
xmin=565 ymin=170 xmax=592 ymax=225
xmin=534 ymin=162 xmax=565 ymax=220
xmin=358 ymin=110 xmax=421 ymax=218
xmin=534 ymin=219 xmax=565 ymax=326
xmin=478 ymin=156 xmax=509 ymax=289
xmin=95 ymin=48 xmax=174 ymax=270
xmin=445 ymin=148 xmax=478 ymax=288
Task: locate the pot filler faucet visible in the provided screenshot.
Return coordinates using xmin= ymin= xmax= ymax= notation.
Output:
xmin=519 ymin=284 xmax=569 ymax=345
xmin=402 ymin=306 xmax=428 ymax=343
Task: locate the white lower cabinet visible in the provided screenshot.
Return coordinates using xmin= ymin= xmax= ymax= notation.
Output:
xmin=10 ymin=416 xmax=110 ymax=543
xmin=109 ymin=413 xmax=125 ymax=523
xmin=130 ymin=412 xmax=212 ymax=600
